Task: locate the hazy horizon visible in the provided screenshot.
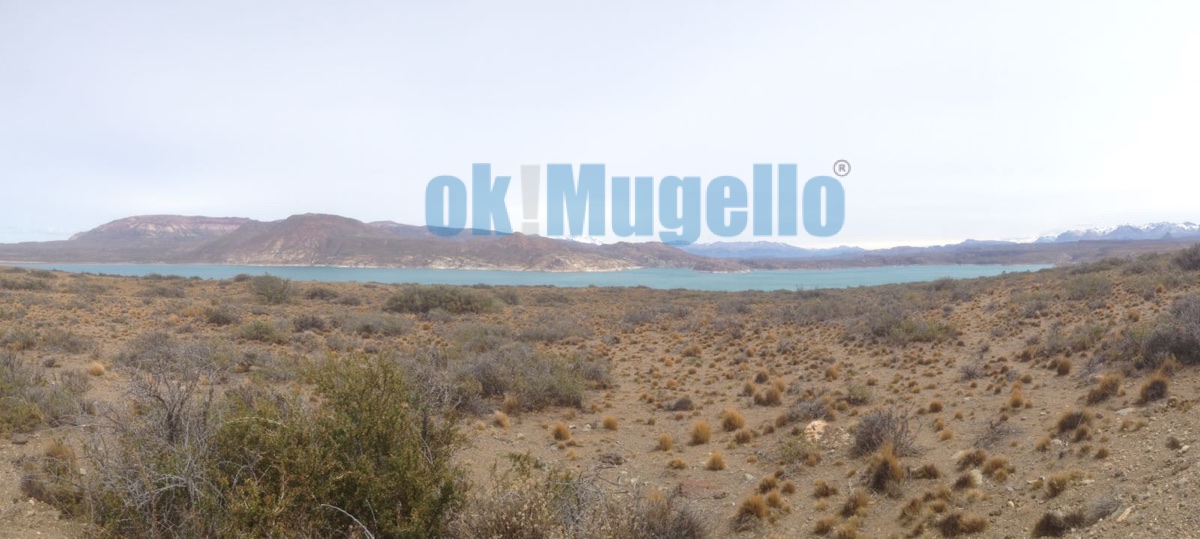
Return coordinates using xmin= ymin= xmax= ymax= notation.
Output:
xmin=3 ymin=1 xmax=1198 ymax=246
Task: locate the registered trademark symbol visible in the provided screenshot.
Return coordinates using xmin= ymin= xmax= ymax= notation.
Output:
xmin=833 ymin=160 xmax=851 ymax=177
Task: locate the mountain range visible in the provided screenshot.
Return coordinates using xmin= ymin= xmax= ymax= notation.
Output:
xmin=0 ymin=214 xmax=739 ymax=272
xmin=1035 ymin=222 xmax=1200 ymax=243
xmin=1 ymin=215 xmax=1198 ymax=271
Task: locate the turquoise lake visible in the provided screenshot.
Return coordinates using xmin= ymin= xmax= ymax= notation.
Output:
xmin=10 ymin=263 xmax=1053 ymax=292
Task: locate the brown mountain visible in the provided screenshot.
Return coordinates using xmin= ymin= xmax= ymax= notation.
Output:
xmin=0 ymin=214 xmax=740 ymax=271
xmin=68 ymin=215 xmax=252 ymax=241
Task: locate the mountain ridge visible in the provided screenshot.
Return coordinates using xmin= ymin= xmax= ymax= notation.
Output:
xmin=3 ymin=215 xmax=1200 ymax=270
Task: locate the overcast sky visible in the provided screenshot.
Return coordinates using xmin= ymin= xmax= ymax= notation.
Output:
xmin=2 ymin=1 xmax=1198 ymax=247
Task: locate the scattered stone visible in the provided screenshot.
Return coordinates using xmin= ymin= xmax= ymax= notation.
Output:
xmin=804 ymin=420 xmax=828 ymax=442
xmin=1116 ymin=506 xmax=1133 ymax=523
xmin=10 ymin=434 xmax=29 ymax=445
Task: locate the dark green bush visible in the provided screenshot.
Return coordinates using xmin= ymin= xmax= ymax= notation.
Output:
xmin=214 ymin=357 xmax=465 ymax=537
xmin=249 ymin=274 xmax=291 ymax=305
xmin=240 ymin=320 xmax=285 ymax=343
xmin=79 ymin=355 xmax=464 ymax=538
xmin=203 ymin=305 xmax=240 ymax=326
xmin=458 ymin=343 xmax=590 ymax=411
xmin=0 ymin=278 xmax=51 ymax=291
xmin=384 ymin=285 xmax=495 ymax=315
xmin=304 ymin=286 xmax=340 ymax=300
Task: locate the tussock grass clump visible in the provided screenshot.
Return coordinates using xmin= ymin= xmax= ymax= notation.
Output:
xmin=912 ymin=463 xmax=941 ymax=480
xmin=720 ymin=408 xmax=745 ymax=431
xmin=839 ymin=489 xmax=870 ymax=518
xmin=1086 ymin=373 xmax=1122 ymax=404
xmin=601 ymin=415 xmax=618 ymax=430
xmin=690 ymin=420 xmax=712 ymax=445
xmin=551 ymin=421 xmax=571 ymax=441
xmin=733 ymin=494 xmax=768 ymax=531
xmin=657 ymin=433 xmax=674 ymax=451
xmin=1055 ymin=410 xmax=1093 ymax=433
xmin=1139 ymin=372 xmax=1169 ymax=403
xmin=493 ymin=411 xmax=510 ymax=428
xmin=955 ymin=449 xmax=987 ymax=470
xmin=86 ymin=362 xmax=106 ymax=377
xmin=937 ymin=512 xmax=989 ymax=536
xmin=1046 ymin=472 xmax=1071 ymax=498
xmin=865 ymin=442 xmax=905 ymax=497
xmin=812 ymin=479 xmax=839 ymax=499
xmin=706 ymin=452 xmax=726 ymax=471
xmin=753 ymin=386 xmax=783 ymax=406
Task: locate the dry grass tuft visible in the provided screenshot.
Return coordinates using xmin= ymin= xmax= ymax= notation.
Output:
xmin=733 ymin=494 xmax=768 ymax=531
xmin=720 ymin=408 xmax=745 ymax=432
xmin=866 ymin=442 xmax=905 ymax=497
xmin=551 ymin=421 xmax=571 ymax=441
xmin=813 ymin=479 xmax=839 ymax=499
xmin=937 ymin=511 xmax=989 ymax=536
xmin=601 ymin=415 xmax=618 ymax=430
xmin=690 ymin=420 xmax=712 ymax=445
xmin=657 ymin=433 xmax=673 ymax=452
xmin=86 ymin=362 xmax=106 ymax=377
xmin=706 ymin=451 xmax=726 ymax=471
xmin=1139 ymin=372 xmax=1169 ymax=403
xmin=1086 ymin=373 xmax=1122 ymax=404
xmin=839 ymin=489 xmax=870 ymax=518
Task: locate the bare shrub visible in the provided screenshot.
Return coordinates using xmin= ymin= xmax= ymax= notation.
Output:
xmin=851 ymin=407 xmax=920 ymax=457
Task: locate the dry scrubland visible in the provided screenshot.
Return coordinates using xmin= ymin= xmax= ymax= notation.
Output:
xmin=2 ymin=246 xmax=1200 ymax=538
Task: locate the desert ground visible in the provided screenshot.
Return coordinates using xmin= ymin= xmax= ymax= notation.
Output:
xmin=2 ymin=247 xmax=1200 ymax=538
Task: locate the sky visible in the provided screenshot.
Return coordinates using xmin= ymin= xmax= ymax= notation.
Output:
xmin=1 ymin=1 xmax=1198 ymax=248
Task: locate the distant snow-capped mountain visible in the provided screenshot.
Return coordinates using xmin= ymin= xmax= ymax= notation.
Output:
xmin=1036 ymin=222 xmax=1200 ymax=243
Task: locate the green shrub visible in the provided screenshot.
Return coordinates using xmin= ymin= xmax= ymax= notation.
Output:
xmin=139 ymin=285 xmax=186 ymax=298
xmin=303 ymin=286 xmax=339 ymax=300
xmin=39 ymin=328 xmax=95 ymax=354
xmin=340 ymin=314 xmax=411 ymax=337
xmin=291 ymin=314 xmax=326 ymax=333
xmin=0 ymin=278 xmax=51 ymax=291
xmin=1066 ymin=275 xmax=1112 ymax=301
xmin=214 ymin=357 xmax=465 ymax=537
xmin=1174 ymin=244 xmax=1200 ymax=271
xmin=249 ymin=274 xmax=291 ymax=305
xmin=78 ymin=354 xmax=463 ymax=538
xmin=240 ymin=320 xmax=285 ymax=343
xmin=203 ymin=305 xmax=240 ymax=326
xmin=458 ymin=343 xmax=590 ymax=411
xmin=384 ymin=285 xmax=495 ymax=315
xmin=1 ymin=351 xmax=84 ymax=435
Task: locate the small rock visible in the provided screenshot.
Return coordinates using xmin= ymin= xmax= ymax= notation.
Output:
xmin=1117 ymin=506 xmax=1133 ymax=523
xmin=10 ymin=434 xmax=29 ymax=445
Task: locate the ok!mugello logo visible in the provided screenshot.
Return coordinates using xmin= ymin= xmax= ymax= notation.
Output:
xmin=424 ymin=162 xmax=848 ymax=245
